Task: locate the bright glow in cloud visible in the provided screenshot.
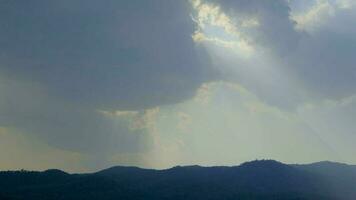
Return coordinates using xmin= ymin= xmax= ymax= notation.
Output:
xmin=191 ymin=0 xmax=256 ymax=57
xmin=291 ymin=0 xmax=336 ymax=32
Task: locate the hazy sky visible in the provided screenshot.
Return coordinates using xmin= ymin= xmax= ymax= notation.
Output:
xmin=0 ymin=0 xmax=356 ymax=172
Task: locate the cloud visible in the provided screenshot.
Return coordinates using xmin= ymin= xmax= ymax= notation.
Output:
xmin=204 ymin=0 xmax=300 ymax=54
xmin=290 ymin=0 xmax=356 ymax=32
xmin=0 ymin=0 xmax=214 ymax=110
xmin=191 ymin=0 xmax=356 ymax=108
xmin=291 ymin=0 xmax=336 ymax=32
xmin=1 ymin=0 xmax=356 ymax=171
xmin=0 ymin=0 xmax=215 ymax=171
xmin=191 ymin=0 xmax=255 ymax=57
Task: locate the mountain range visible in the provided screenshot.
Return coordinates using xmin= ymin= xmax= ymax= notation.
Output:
xmin=0 ymin=160 xmax=355 ymax=200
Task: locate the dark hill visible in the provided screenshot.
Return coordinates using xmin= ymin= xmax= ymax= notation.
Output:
xmin=0 ymin=160 xmax=355 ymax=200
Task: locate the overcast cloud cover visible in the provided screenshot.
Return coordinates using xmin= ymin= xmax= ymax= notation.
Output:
xmin=0 ymin=0 xmax=355 ymax=172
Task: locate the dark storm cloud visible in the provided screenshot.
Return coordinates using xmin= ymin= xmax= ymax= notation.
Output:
xmin=0 ymin=0 xmax=213 ymax=110
xmin=0 ymin=0 xmax=215 ymax=167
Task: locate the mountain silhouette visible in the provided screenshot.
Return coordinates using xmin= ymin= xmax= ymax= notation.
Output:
xmin=0 ymin=160 xmax=355 ymax=200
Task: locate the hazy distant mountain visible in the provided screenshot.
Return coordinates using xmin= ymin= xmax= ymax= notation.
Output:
xmin=0 ymin=160 xmax=355 ymax=200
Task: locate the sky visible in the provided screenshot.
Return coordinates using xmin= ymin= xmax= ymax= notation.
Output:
xmin=0 ymin=0 xmax=355 ymax=172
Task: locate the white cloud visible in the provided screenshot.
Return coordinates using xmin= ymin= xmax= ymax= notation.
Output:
xmin=291 ymin=0 xmax=336 ymax=32
xmin=191 ymin=0 xmax=256 ymax=57
xmin=290 ymin=0 xmax=356 ymax=32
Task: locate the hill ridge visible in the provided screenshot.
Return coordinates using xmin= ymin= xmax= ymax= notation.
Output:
xmin=0 ymin=160 xmax=355 ymax=200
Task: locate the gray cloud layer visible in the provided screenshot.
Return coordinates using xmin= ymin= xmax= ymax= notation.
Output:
xmin=0 ymin=0 xmax=214 ymax=110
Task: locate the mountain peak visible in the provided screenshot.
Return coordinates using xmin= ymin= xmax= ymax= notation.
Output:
xmin=240 ymin=159 xmax=286 ymax=168
xmin=43 ymin=169 xmax=68 ymax=175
